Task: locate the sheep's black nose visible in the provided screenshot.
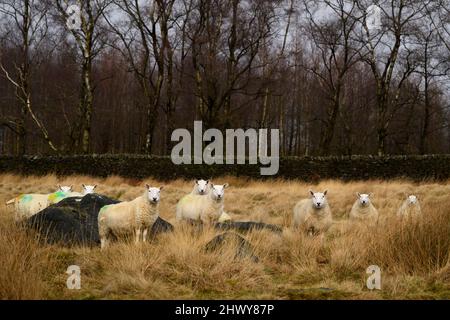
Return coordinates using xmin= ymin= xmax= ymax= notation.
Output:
xmin=153 ymin=197 xmax=157 ymax=201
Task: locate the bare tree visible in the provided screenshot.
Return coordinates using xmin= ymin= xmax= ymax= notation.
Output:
xmin=188 ymin=0 xmax=276 ymax=129
xmin=0 ymin=0 xmax=448 ymax=156
xmin=0 ymin=0 xmax=58 ymax=154
xmin=105 ymin=0 xmax=177 ymax=154
xmin=354 ymin=0 xmax=433 ymax=155
xmin=54 ymin=0 xmax=111 ymax=153
xmin=411 ymin=28 xmax=449 ymax=153
xmin=302 ymin=0 xmax=362 ymax=155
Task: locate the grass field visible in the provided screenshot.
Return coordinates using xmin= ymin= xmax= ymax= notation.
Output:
xmin=0 ymin=173 xmax=449 ymax=299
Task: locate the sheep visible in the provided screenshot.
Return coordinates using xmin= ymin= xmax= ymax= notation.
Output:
xmin=47 ymin=185 xmax=95 ymax=204
xmin=191 ymin=179 xmax=210 ymax=195
xmin=82 ymin=184 xmax=97 ymax=195
xmin=57 ymin=184 xmax=84 ymax=197
xmin=6 ymin=193 xmax=53 ymax=222
xmin=5 ymin=186 xmax=71 ymax=221
xmin=6 ymin=184 xmax=96 ymax=222
xmin=176 ymin=183 xmax=229 ymax=225
xmin=47 ymin=191 xmax=76 ymax=205
xmin=58 ymin=185 xmax=73 ymax=193
xmin=98 ymin=185 xmax=163 ymax=249
xmin=293 ymin=190 xmax=333 ymax=236
xmin=349 ymin=193 xmax=379 ymax=224
xmin=397 ymin=195 xmax=422 ymax=218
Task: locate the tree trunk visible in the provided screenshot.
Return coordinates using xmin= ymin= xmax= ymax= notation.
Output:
xmin=17 ymin=126 xmax=26 ymax=155
xmin=260 ymin=87 xmax=269 ymax=127
xmin=224 ymin=0 xmax=239 ymax=129
xmin=420 ymin=44 xmax=430 ymax=155
xmin=141 ymin=94 xmax=158 ymax=155
xmin=320 ymin=92 xmax=341 ymax=155
xmin=376 ymin=83 xmax=389 ymax=156
xmin=80 ymin=58 xmax=94 ymax=154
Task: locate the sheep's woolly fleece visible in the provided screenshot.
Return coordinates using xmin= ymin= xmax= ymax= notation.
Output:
xmin=293 ymin=190 xmax=333 ymax=235
xmin=176 ymin=184 xmax=228 ymax=224
xmin=98 ymin=186 xmax=162 ymax=248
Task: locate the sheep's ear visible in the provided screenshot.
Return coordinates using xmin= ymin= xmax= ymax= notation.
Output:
xmin=145 ymin=183 xmax=150 ymax=189
xmin=206 ymin=180 xmax=209 ymax=184
xmin=309 ymin=190 xmax=314 ymax=197
xmin=93 ymin=185 xmax=97 ymax=189
xmin=368 ymin=192 xmax=374 ymax=197
xmin=323 ymin=190 xmax=328 ymax=196
xmin=69 ymin=185 xmax=73 ymax=190
xmin=356 ymin=192 xmax=361 ymax=198
xmin=195 ymin=180 xmax=199 ymax=184
xmin=223 ymin=183 xmax=229 ymax=189
xmin=211 ymin=183 xmax=215 ymax=188
xmin=57 ymin=185 xmax=61 ymax=190
xmin=159 ymin=186 xmax=164 ymax=191
xmin=82 ymin=184 xmax=86 ymax=188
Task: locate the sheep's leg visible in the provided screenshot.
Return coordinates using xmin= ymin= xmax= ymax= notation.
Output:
xmin=142 ymin=228 xmax=148 ymax=242
xmin=319 ymin=233 xmax=325 ymax=245
xmin=135 ymin=228 xmax=141 ymax=244
xmin=100 ymin=237 xmax=107 ymax=249
xmin=200 ymin=214 xmax=213 ymax=228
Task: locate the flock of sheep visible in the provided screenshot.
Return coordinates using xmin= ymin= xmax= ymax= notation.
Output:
xmin=293 ymin=190 xmax=421 ymax=237
xmin=5 ymin=179 xmax=422 ymax=249
xmin=6 ymin=184 xmax=98 ymax=222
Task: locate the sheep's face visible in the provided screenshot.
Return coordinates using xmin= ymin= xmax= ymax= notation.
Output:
xmin=210 ymin=183 xmax=228 ymax=201
xmin=357 ymin=193 xmax=371 ymax=207
xmin=82 ymin=184 xmax=97 ymax=195
xmin=58 ymin=185 xmax=72 ymax=193
xmin=146 ymin=185 xmax=163 ymax=203
xmin=407 ymin=195 xmax=418 ymax=205
xmin=195 ymin=179 xmax=209 ymax=195
xmin=310 ymin=190 xmax=328 ymax=209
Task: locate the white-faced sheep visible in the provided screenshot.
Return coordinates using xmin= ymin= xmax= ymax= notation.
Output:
xmin=47 ymin=185 xmax=75 ymax=204
xmin=57 ymin=185 xmax=73 ymax=193
xmin=82 ymin=184 xmax=97 ymax=195
xmin=176 ymin=183 xmax=229 ymax=225
xmin=47 ymin=184 xmax=96 ymax=204
xmin=5 ymin=185 xmax=72 ymax=221
xmin=5 ymin=185 xmax=85 ymax=222
xmin=191 ymin=179 xmax=210 ymax=195
xmin=98 ymin=185 xmax=163 ymax=249
xmin=349 ymin=193 xmax=379 ymax=224
xmin=397 ymin=195 xmax=422 ymax=218
xmin=293 ymin=190 xmax=333 ymax=235
xmin=6 ymin=193 xmax=53 ymax=222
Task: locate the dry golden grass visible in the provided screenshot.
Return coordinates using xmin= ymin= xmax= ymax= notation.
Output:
xmin=0 ymin=174 xmax=449 ymax=299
